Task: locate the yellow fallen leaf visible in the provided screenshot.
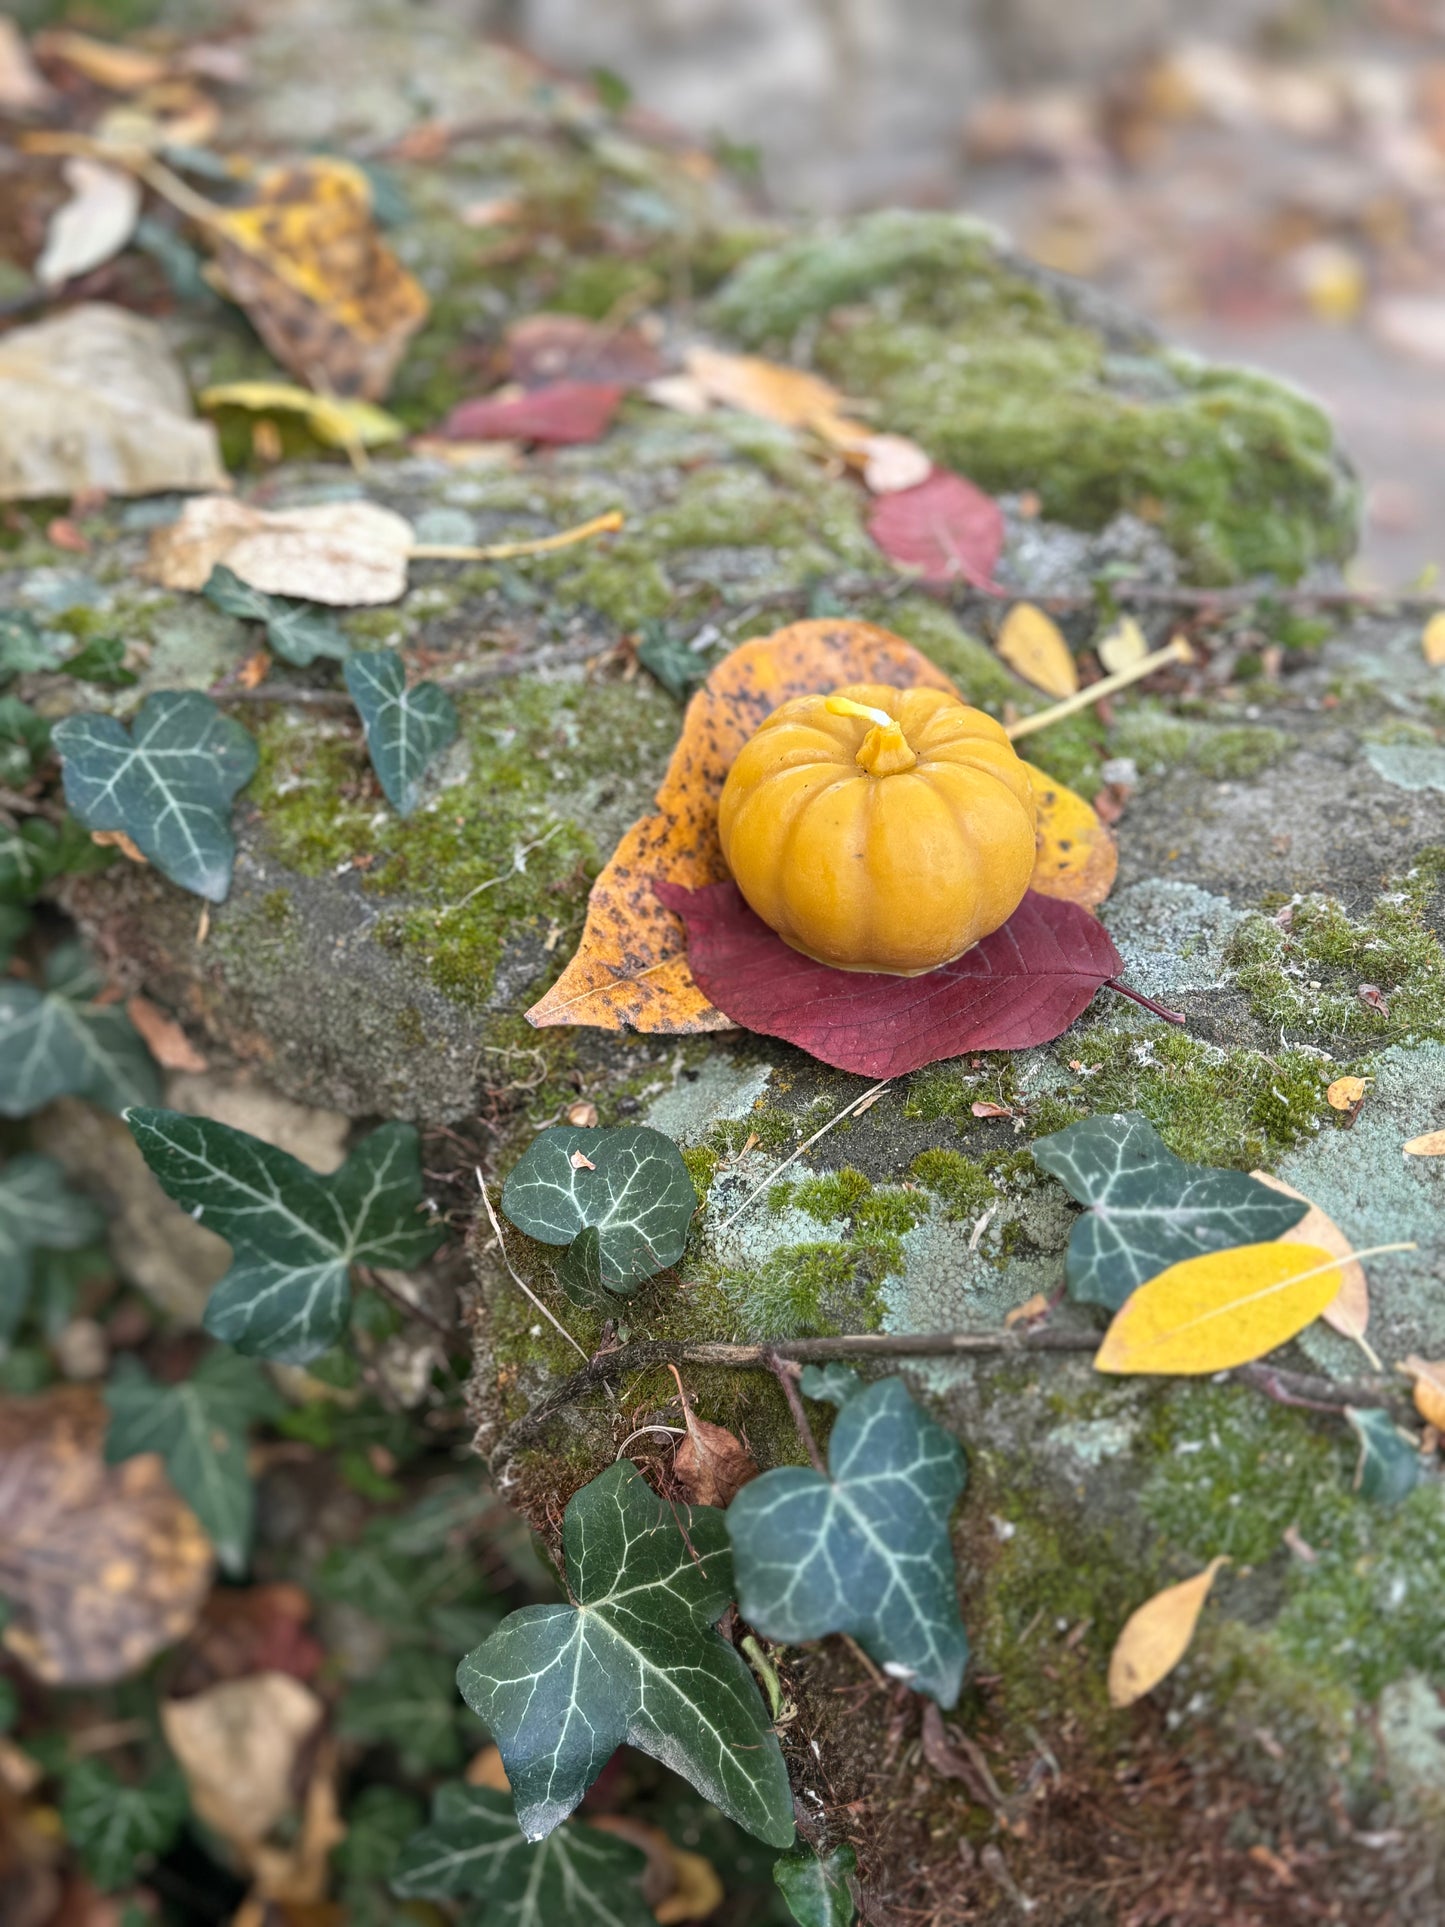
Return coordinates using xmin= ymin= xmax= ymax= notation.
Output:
xmin=1023 ymin=761 xmax=1118 ymax=911
xmin=1422 ymin=612 xmax=1445 ymax=667
xmin=200 ymin=380 xmax=405 ymax=453
xmin=1107 ymin=1557 xmax=1229 ymax=1707
xmin=1403 ymin=1129 xmax=1445 ymax=1156
xmin=1250 ymin=1170 xmax=1375 ymax=1365
xmin=682 ymin=345 xmax=847 ymax=430
xmin=1096 ymin=615 xmax=1149 ymax=675
xmin=1095 ymin=1242 xmax=1346 ymax=1375
xmin=996 ymin=603 xmax=1079 ymax=699
xmin=1397 ymin=1355 xmax=1445 ymax=1431
xmin=1326 ymin=1075 xmax=1366 ymax=1111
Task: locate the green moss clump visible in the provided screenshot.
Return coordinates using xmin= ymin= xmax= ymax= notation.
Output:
xmin=909 ymin=1149 xmax=997 ymax=1221
xmin=1108 ymin=702 xmax=1291 ymax=783
xmin=1190 ymin=725 xmax=1291 ymax=781
xmin=721 ymin=1240 xmax=872 ymax=1340
xmin=710 ymin=212 xmax=1357 ymax=584
xmin=681 ymin=1145 xmax=720 ymax=1203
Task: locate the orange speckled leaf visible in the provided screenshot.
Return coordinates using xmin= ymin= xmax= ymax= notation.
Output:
xmin=526 ymin=620 xmax=958 ymax=1034
xmin=1023 ymin=763 xmax=1118 ymax=911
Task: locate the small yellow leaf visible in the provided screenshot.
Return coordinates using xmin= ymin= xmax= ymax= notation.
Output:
xmin=1250 ymin=1170 xmax=1374 ymax=1362
xmin=1398 ymin=1355 xmax=1445 ymax=1431
xmin=1422 ymin=612 xmax=1445 ymax=667
xmin=199 ymin=380 xmax=405 ymax=452
xmin=1094 ymin=1242 xmax=1344 ymax=1375
xmin=1403 ymin=1129 xmax=1445 ymax=1156
xmin=1096 ymin=615 xmax=1149 ymax=675
xmin=1107 ymin=1557 xmax=1229 ymax=1707
xmin=996 ymin=603 xmax=1079 ymax=700
xmin=1326 ymin=1075 xmax=1366 ymax=1111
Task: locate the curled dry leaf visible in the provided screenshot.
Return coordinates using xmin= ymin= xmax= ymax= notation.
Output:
xmin=35 ymin=157 xmax=141 ymax=290
xmin=1398 ymin=1355 xmax=1445 ymax=1431
xmin=1250 ymin=1169 xmax=1372 ymax=1357
xmin=162 ymin=1672 xmax=324 ymax=1852
xmin=866 ymin=468 xmax=1005 ymax=590
xmin=147 ymin=495 xmax=412 ymax=605
xmin=125 ymin=994 xmax=209 ymax=1073
xmin=668 ymin=1369 xmax=758 ymax=1508
xmin=1107 ymin=1557 xmax=1229 ymax=1707
xmin=203 ymin=158 xmax=428 ymax=401
xmin=996 ymin=603 xmax=1079 ymax=700
xmin=1094 ymin=1241 xmax=1345 ymax=1376
xmin=1403 ymin=1129 xmax=1445 ymax=1156
xmin=0 ymin=304 xmax=227 ymax=502
xmin=1326 ymin=1075 xmax=1367 ymax=1111
xmin=0 ymin=1386 xmax=213 ymax=1685
xmin=527 ymin=621 xmax=1115 ymax=1036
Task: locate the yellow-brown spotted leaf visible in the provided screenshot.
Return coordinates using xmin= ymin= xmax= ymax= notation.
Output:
xmin=1107 ymin=1557 xmax=1229 ymax=1707
xmin=1023 ymin=762 xmax=1118 ymax=911
xmin=996 ymin=603 xmax=1078 ymax=699
xmin=1094 ymin=1242 xmax=1344 ymax=1376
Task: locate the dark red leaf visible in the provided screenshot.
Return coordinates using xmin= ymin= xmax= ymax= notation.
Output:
xmin=653 ymin=881 xmax=1121 ymax=1077
xmin=440 ymin=380 xmax=625 ymax=444
xmin=506 ymin=313 xmax=662 ymax=388
xmin=867 ymin=466 xmax=1005 ymax=591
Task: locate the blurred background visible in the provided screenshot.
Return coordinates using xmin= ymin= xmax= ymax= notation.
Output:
xmin=500 ymin=0 xmax=1445 ymax=589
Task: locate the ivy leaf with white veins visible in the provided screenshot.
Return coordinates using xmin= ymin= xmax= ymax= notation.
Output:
xmin=726 ymin=1376 xmax=969 ymax=1707
xmin=105 ymin=1350 xmax=281 ymax=1574
xmin=339 ymin=1647 xmax=465 ymax=1775
xmin=457 ymin=1459 xmax=794 ymax=1848
xmin=0 ymin=942 xmax=160 ymax=1118
xmin=501 ymin=1125 xmax=697 ymax=1298
xmin=392 ymin=1782 xmax=653 ymax=1927
xmin=59 ymin=1758 xmax=188 ymax=1893
xmin=125 ymin=1108 xmax=445 ymax=1363
xmin=52 ymin=690 xmax=259 ymax=901
xmin=774 ymin=1844 xmax=859 ymax=1927
xmin=1031 ymin=1112 xmax=1310 ymax=1310
xmin=0 ymin=815 xmax=113 ymax=905
xmin=202 ymin=563 xmax=351 ymax=667
xmin=0 ymin=1155 xmax=106 ymax=1340
xmin=344 ymin=648 xmax=457 ymax=816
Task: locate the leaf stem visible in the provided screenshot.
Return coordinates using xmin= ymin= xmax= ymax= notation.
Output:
xmin=408 ymin=509 xmax=624 ymax=561
xmin=1105 ymin=979 xmax=1188 ymax=1025
xmin=474 ymin=1170 xmax=588 ymax=1360
xmin=766 ymin=1350 xmax=827 ymax=1476
xmin=1004 ymin=636 xmax=1195 ymax=743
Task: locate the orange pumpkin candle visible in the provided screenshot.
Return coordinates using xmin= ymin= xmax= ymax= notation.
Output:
xmin=717 ymin=683 xmax=1037 ymax=976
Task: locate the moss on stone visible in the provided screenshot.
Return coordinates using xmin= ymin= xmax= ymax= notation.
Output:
xmin=909 ymin=1148 xmax=999 ymax=1220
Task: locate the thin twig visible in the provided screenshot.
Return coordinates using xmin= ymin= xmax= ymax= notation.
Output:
xmin=474 ymin=1170 xmax=588 ymax=1359
xmin=716 ymin=1079 xmax=891 ymax=1234
xmin=408 ymin=509 xmax=624 ymax=562
xmin=767 ymin=1350 xmax=827 ymax=1474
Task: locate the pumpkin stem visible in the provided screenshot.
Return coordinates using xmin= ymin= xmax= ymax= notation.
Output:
xmin=826 ymin=693 xmax=918 ymax=775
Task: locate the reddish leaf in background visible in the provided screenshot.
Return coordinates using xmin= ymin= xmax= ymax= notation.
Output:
xmin=440 ymin=379 xmax=625 ymax=444
xmin=505 ymin=313 xmax=662 ymax=389
xmin=655 ymin=881 xmax=1121 ymax=1077
xmin=867 ymin=467 xmax=1005 ymax=591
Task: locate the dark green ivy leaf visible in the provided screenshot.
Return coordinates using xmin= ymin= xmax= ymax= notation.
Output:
xmin=343 ymin=649 xmax=457 ymax=816
xmin=203 ymin=563 xmax=351 ymax=667
xmin=105 ymin=1350 xmax=280 ymax=1573
xmin=1346 ymin=1406 xmax=1421 ymax=1505
xmin=636 ymin=622 xmax=708 ymax=700
xmin=0 ymin=611 xmax=66 ymax=685
xmin=0 ymin=697 xmax=51 ymax=787
xmin=0 ymin=942 xmax=160 ymax=1118
xmin=393 ymin=1782 xmax=652 ymax=1927
xmin=1031 ymin=1112 xmax=1310 ymax=1310
xmin=799 ymin=1364 xmax=864 ymax=1408
xmin=501 ymin=1125 xmax=696 ymax=1298
xmin=339 ymin=1647 xmax=465 ymax=1775
xmin=61 ymin=635 xmax=138 ymax=688
xmin=0 ymin=1155 xmax=106 ymax=1341
xmin=773 ymin=1844 xmax=858 ymax=1927
xmin=59 ymin=1757 xmax=188 ymax=1892
xmin=0 ymin=814 xmax=113 ymax=905
xmin=727 ymin=1376 xmax=969 ymax=1707
xmin=458 ymin=1460 xmax=794 ymax=1847
xmin=125 ymin=1108 xmax=445 ymax=1363
xmin=53 ymin=690 xmax=259 ymax=902
xmin=0 ymin=903 xmax=28 ymax=966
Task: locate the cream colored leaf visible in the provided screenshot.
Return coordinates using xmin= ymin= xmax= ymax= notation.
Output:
xmin=1094 ymin=1241 xmax=1346 ymax=1375
xmin=682 ymin=345 xmax=846 ymax=429
xmin=861 ymin=432 xmax=933 ymax=494
xmin=146 ymin=494 xmax=412 ymax=605
xmin=1403 ymin=1129 xmax=1445 ymax=1156
xmin=1096 ymin=615 xmax=1149 ymax=675
xmin=0 ymin=304 xmax=228 ymax=502
xmin=1107 ymin=1557 xmax=1229 ymax=1707
xmin=1249 ymin=1169 xmax=1373 ymax=1361
xmin=1398 ymin=1355 xmax=1445 ymax=1431
xmin=162 ymin=1672 xmax=323 ymax=1851
xmin=1421 ymin=612 xmax=1445 ymax=667
xmin=0 ymin=18 xmax=56 ymax=112
xmin=645 ymin=373 xmax=713 ymax=416
xmin=996 ymin=603 xmax=1079 ymax=699
xmin=36 ymin=158 xmax=141 ymax=289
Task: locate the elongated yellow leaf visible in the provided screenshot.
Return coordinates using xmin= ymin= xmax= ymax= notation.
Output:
xmin=1249 ymin=1170 xmax=1375 ymax=1364
xmin=1094 ymin=1241 xmax=1341 ymax=1375
xmin=1108 ymin=1557 xmax=1229 ymax=1707
xmin=1403 ymin=1129 xmax=1445 ymax=1156
xmin=199 ymin=380 xmax=405 ymax=452
xmin=996 ymin=603 xmax=1078 ymax=699
xmin=1398 ymin=1355 xmax=1445 ymax=1430
xmin=1422 ymin=612 xmax=1445 ymax=667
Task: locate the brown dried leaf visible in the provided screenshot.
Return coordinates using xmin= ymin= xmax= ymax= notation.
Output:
xmin=1398 ymin=1355 xmax=1445 ymax=1431
xmin=682 ymin=346 xmax=848 ymax=429
xmin=1249 ymin=1170 xmax=1372 ymax=1357
xmin=125 ymin=995 xmax=209 ymax=1073
xmin=242 ymin=1742 xmax=345 ymax=1907
xmin=1326 ymin=1075 xmax=1366 ymax=1111
xmin=146 ymin=494 xmax=412 ymax=605
xmin=162 ymin=1672 xmax=323 ymax=1851
xmin=589 ymin=1815 xmax=725 ymax=1923
xmin=91 ymin=828 xmax=147 ymax=865
xmin=0 ymin=1387 xmax=213 ymax=1685
xmin=671 ymin=1387 xmax=759 ymax=1509
xmin=204 ymin=159 xmax=429 ymax=401
xmin=31 ymin=29 xmax=167 ymax=89
xmin=1107 ymin=1557 xmax=1229 ymax=1707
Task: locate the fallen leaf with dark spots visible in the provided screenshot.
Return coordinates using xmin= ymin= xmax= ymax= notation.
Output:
xmin=441 ymin=380 xmax=625 ymax=445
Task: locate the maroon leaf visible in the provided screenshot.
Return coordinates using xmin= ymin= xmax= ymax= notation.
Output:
xmin=867 ymin=466 xmax=1005 ymax=591
xmin=506 ymin=313 xmax=662 ymax=388
xmin=653 ymin=881 xmax=1121 ymax=1077
xmin=440 ymin=380 xmax=625 ymax=444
